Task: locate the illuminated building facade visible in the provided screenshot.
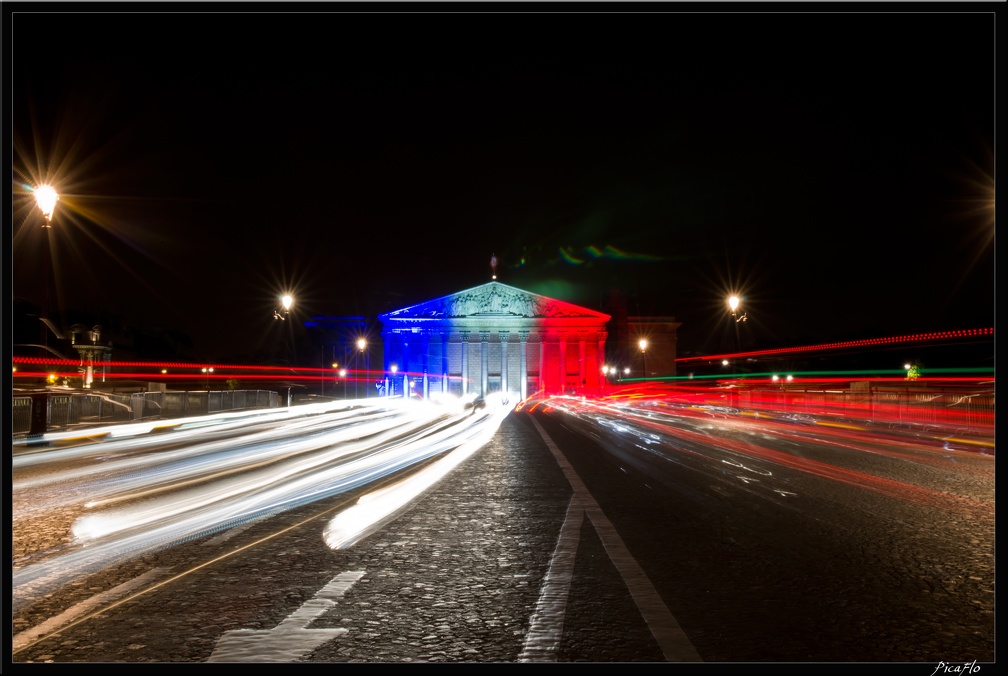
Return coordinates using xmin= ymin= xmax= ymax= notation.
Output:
xmin=378 ymin=281 xmax=611 ymax=400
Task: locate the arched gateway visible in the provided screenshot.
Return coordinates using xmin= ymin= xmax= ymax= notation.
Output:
xmin=378 ymin=281 xmax=610 ymax=401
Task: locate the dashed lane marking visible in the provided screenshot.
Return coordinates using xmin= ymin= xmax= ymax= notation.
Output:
xmin=529 ymin=415 xmax=703 ymax=662
xmin=520 ymin=495 xmax=584 ymax=662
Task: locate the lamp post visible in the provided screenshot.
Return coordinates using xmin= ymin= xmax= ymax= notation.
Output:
xmin=202 ymin=366 xmax=214 ymax=390
xmin=728 ymin=294 xmax=747 ymax=351
xmin=339 ymin=367 xmax=347 ymax=398
xmin=34 ymin=185 xmax=59 ymax=354
xmin=639 ymin=339 xmax=648 ymax=379
xmin=356 ymin=337 xmax=367 ymax=399
xmin=390 ymin=363 xmax=398 ymax=397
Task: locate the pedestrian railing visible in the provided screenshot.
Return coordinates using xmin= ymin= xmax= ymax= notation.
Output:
xmin=11 ymin=389 xmax=282 ymax=438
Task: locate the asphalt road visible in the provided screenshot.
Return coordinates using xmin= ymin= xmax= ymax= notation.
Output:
xmin=9 ymin=396 xmax=995 ymax=665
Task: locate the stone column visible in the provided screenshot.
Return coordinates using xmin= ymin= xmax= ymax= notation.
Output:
xmin=441 ymin=330 xmax=450 ymax=395
xmin=519 ymin=330 xmax=529 ymax=400
xmin=538 ymin=331 xmax=547 ymax=395
xmin=558 ymin=331 xmax=568 ymax=395
xmin=460 ymin=331 xmax=470 ymax=396
xmin=401 ymin=339 xmax=410 ymax=382
xmin=499 ymin=331 xmax=509 ymax=396
xmin=578 ymin=332 xmax=586 ymax=395
xmin=597 ymin=331 xmax=608 ymax=396
xmin=480 ymin=330 xmax=489 ymax=398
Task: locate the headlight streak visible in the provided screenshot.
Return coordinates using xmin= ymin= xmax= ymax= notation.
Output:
xmin=69 ymin=406 xmax=461 ymax=541
xmin=323 ymin=394 xmax=513 ymax=550
xmin=12 ymin=405 xmax=412 ymax=498
xmin=12 ymin=396 xmax=512 ymax=610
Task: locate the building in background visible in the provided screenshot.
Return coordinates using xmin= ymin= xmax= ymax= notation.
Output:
xmin=377 ymin=281 xmax=611 ymax=400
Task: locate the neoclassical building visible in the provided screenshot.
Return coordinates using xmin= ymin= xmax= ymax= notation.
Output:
xmin=377 ymin=281 xmax=611 ymax=401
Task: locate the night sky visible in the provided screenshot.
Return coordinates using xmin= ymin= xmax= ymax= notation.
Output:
xmin=10 ymin=6 xmax=995 ymax=362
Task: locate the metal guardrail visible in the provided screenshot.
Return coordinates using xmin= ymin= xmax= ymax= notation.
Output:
xmin=11 ymin=389 xmax=282 ymax=438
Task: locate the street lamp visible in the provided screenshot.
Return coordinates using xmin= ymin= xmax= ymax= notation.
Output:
xmin=356 ymin=337 xmax=367 ymax=399
xmin=728 ymin=295 xmax=747 ymax=352
xmin=34 ymin=184 xmax=59 ymax=228
xmin=274 ymin=293 xmax=294 ymax=320
xmin=728 ymin=295 xmax=747 ymax=323
xmin=202 ymin=366 xmax=214 ymax=390
xmin=390 ymin=363 xmax=398 ymax=397
xmin=339 ymin=367 xmax=347 ymax=398
xmin=638 ymin=339 xmax=648 ymax=378
xmin=34 ymin=185 xmax=60 ymax=353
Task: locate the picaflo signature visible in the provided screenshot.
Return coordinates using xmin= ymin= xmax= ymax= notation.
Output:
xmin=931 ymin=661 xmax=980 ymax=676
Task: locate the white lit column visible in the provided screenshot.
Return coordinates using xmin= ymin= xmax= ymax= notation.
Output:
xmin=441 ymin=330 xmax=450 ymax=395
xmin=499 ymin=331 xmax=509 ymax=396
xmin=460 ymin=331 xmax=470 ymax=396
xmin=480 ymin=330 xmax=489 ymax=398
xmin=519 ymin=330 xmax=529 ymax=400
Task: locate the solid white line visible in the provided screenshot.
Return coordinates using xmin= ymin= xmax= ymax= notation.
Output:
xmin=12 ymin=567 xmax=173 ymax=653
xmin=530 ymin=415 xmax=702 ymax=662
xmin=519 ymin=495 xmax=584 ymax=662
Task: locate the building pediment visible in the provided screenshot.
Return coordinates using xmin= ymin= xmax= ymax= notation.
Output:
xmin=379 ymin=281 xmax=610 ymax=321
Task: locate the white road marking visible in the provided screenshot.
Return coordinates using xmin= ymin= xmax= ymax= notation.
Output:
xmin=520 ymin=495 xmax=584 ymax=662
xmin=207 ymin=569 xmax=365 ymax=662
xmin=12 ymin=567 xmax=173 ymax=653
xmin=202 ymin=522 xmax=255 ymax=547
xmin=529 ymin=415 xmax=703 ymax=662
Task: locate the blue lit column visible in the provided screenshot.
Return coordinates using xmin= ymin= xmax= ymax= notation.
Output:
xmin=422 ymin=334 xmax=430 ymax=398
xmin=460 ymin=331 xmax=470 ymax=396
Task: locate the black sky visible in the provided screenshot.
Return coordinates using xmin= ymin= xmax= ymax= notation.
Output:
xmin=9 ymin=4 xmax=996 ymax=361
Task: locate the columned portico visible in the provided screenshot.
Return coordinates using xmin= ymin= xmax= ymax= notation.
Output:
xmin=378 ymin=281 xmax=611 ymax=400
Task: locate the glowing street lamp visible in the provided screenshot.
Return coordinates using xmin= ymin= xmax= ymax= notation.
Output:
xmin=728 ymin=295 xmax=747 ymax=323
xmin=34 ymin=184 xmax=59 ymax=228
xmin=356 ymin=337 xmax=367 ymax=398
xmin=639 ymin=339 xmax=648 ymax=378
xmin=202 ymin=366 xmax=214 ymax=390
xmin=274 ymin=293 xmax=294 ymax=320
xmin=34 ymin=184 xmax=61 ymax=354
